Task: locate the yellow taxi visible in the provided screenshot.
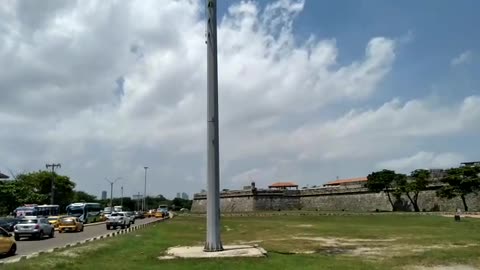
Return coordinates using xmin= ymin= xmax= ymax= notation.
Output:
xmin=47 ymin=216 xmax=61 ymax=230
xmin=154 ymin=211 xmax=163 ymax=218
xmin=147 ymin=210 xmax=156 ymax=218
xmin=0 ymin=227 xmax=16 ymax=256
xmin=58 ymin=217 xmax=84 ymax=233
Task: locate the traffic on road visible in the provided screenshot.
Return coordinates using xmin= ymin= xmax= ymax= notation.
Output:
xmin=0 ymin=202 xmax=171 ymax=261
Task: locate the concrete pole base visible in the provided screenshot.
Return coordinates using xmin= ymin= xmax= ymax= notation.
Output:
xmin=159 ymin=245 xmax=267 ymax=260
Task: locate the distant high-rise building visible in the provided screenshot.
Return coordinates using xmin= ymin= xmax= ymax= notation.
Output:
xmin=181 ymin=192 xmax=189 ymax=200
xmin=176 ymin=192 xmax=181 ymax=198
xmin=101 ymin=190 xmax=107 ymax=200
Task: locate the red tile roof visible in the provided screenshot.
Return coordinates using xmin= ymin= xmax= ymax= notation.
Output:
xmin=268 ymin=182 xmax=298 ymax=188
xmin=324 ymin=177 xmax=367 ymax=186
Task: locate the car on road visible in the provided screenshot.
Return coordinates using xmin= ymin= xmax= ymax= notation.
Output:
xmin=155 ymin=208 xmax=169 ymax=219
xmin=0 ymin=227 xmax=16 ymax=257
xmin=134 ymin=211 xmax=145 ymax=219
xmin=47 ymin=216 xmax=62 ymax=230
xmin=124 ymin=211 xmax=135 ymax=225
xmin=58 ymin=216 xmax=84 ymax=233
xmin=154 ymin=211 xmax=164 ymax=218
xmin=14 ymin=217 xmax=54 ymax=240
xmin=0 ymin=218 xmax=20 ymax=232
xmin=146 ymin=210 xmax=156 ymax=218
xmin=106 ymin=212 xmax=131 ymax=230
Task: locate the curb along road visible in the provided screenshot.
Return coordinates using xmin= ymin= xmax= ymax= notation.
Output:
xmin=84 ymin=221 xmax=106 ymax=227
xmin=0 ymin=218 xmax=167 ymax=265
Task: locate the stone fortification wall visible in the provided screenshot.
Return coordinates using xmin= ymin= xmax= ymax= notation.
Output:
xmin=191 ymin=186 xmax=480 ymax=213
xmin=253 ymin=190 xmax=301 ymax=211
xmin=191 ymin=190 xmax=255 ymax=213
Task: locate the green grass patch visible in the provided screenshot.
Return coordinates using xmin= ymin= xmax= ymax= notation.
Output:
xmin=4 ymin=213 xmax=480 ymax=270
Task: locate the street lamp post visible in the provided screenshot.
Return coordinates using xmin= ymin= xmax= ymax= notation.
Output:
xmin=106 ymin=177 xmax=121 ymax=212
xmin=204 ymin=0 xmax=223 ymax=252
xmin=143 ymin=167 xmax=148 ymax=211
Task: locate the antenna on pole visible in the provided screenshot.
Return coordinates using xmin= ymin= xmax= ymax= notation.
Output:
xmin=204 ymin=0 xmax=223 ymax=252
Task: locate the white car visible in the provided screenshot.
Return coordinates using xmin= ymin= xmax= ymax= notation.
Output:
xmin=14 ymin=217 xmax=55 ymax=240
xmin=106 ymin=212 xmax=131 ymax=230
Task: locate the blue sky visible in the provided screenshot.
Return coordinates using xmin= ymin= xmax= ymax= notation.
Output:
xmin=223 ymin=0 xmax=480 ymax=168
xmin=219 ymin=0 xmax=479 ymax=102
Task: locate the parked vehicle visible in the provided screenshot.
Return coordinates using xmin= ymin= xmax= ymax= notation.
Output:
xmin=14 ymin=217 xmax=54 ymax=240
xmin=106 ymin=212 xmax=130 ymax=230
xmin=0 ymin=218 xmax=20 ymax=232
xmin=58 ymin=217 xmax=84 ymax=233
xmin=0 ymin=227 xmax=16 ymax=256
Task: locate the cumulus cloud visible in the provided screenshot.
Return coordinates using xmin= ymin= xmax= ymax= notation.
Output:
xmin=376 ymin=152 xmax=465 ymax=173
xmin=451 ymin=50 xmax=473 ymax=66
xmin=0 ymin=0 xmax=477 ymax=196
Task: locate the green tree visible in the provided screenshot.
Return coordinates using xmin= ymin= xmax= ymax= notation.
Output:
xmin=437 ymin=166 xmax=480 ymax=211
xmin=171 ymin=198 xmax=193 ymax=210
xmin=398 ymin=169 xmax=431 ymax=212
xmin=73 ymin=191 xmax=98 ymax=202
xmin=16 ymin=171 xmax=76 ymax=210
xmin=366 ymin=169 xmax=404 ymax=211
xmin=0 ymin=179 xmax=49 ymax=215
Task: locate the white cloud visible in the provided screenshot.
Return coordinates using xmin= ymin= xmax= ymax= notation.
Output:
xmin=0 ymin=0 xmax=477 ymax=196
xmin=376 ymin=152 xmax=465 ymax=173
xmin=451 ymin=50 xmax=473 ymax=66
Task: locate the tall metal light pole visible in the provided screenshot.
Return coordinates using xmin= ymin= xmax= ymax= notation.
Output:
xmin=143 ymin=167 xmax=148 ymax=211
xmin=106 ymin=177 xmax=121 ymax=212
xmin=46 ymin=163 xmax=61 ymax=205
xmin=205 ymin=0 xmax=223 ymax=252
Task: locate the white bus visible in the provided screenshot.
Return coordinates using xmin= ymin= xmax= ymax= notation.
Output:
xmin=14 ymin=204 xmax=59 ymax=218
xmin=66 ymin=203 xmax=102 ymax=224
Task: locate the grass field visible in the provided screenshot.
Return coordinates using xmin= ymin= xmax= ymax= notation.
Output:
xmin=4 ymin=213 xmax=480 ymax=270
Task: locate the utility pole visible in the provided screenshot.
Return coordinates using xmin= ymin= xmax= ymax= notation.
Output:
xmin=205 ymin=0 xmax=223 ymax=252
xmin=106 ymin=177 xmax=121 ymax=212
xmin=121 ymin=186 xmax=124 ymax=208
xmin=143 ymin=167 xmax=148 ymax=211
xmin=137 ymin=192 xmax=141 ymax=211
xmin=46 ymin=163 xmax=61 ymax=205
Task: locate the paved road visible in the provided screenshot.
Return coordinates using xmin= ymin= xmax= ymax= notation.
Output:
xmin=1 ymin=217 xmax=158 ymax=261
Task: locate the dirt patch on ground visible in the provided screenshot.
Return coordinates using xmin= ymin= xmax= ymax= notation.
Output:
xmin=233 ymin=240 xmax=264 ymax=245
xmin=267 ymin=236 xmax=479 ymax=259
xmin=288 ymin=224 xmax=314 ymax=228
xmin=293 ymin=236 xmax=396 ymax=243
xmin=442 ymin=215 xmax=480 ymax=219
xmin=408 ymin=265 xmax=478 ymax=270
xmin=57 ymin=243 xmax=108 ymax=258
